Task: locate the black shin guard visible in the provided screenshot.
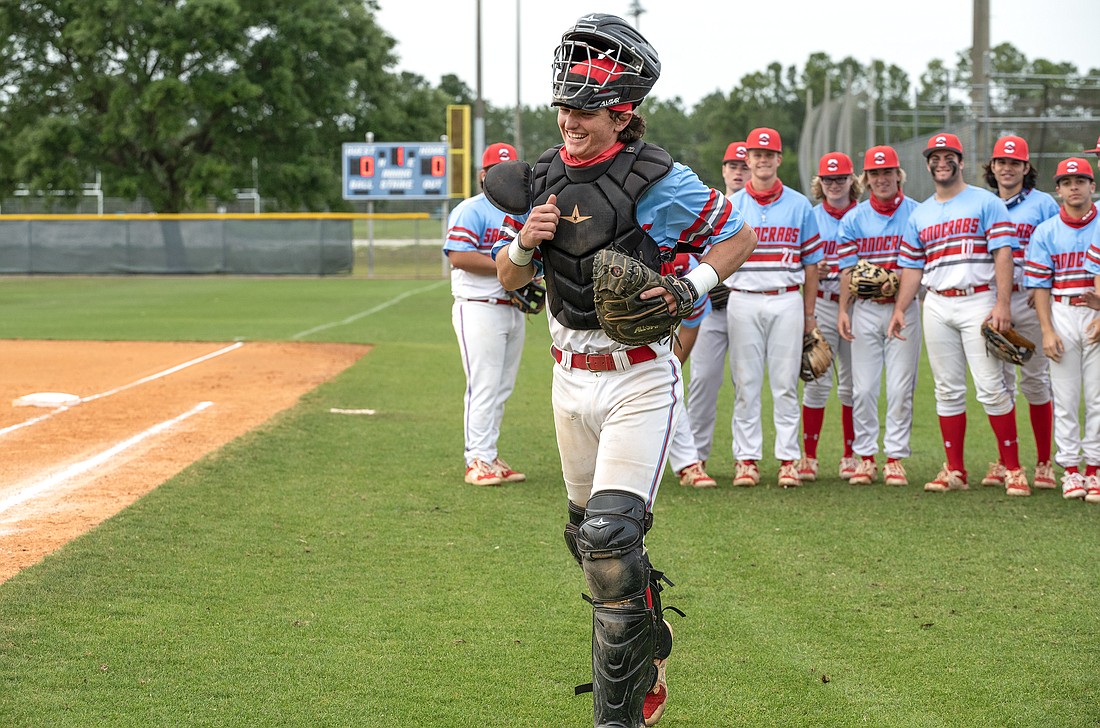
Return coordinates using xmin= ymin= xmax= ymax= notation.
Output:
xmin=564 ymin=500 xmax=586 ymax=566
xmin=577 ymin=491 xmax=656 ymax=727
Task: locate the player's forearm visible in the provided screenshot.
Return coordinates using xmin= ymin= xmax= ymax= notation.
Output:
xmin=1032 ymin=289 xmax=1055 ymax=334
xmin=448 ymin=250 xmax=498 ymax=276
xmin=893 ymin=267 xmax=922 ymax=310
xmin=993 ymin=247 xmax=1014 ymax=307
xmin=802 ymin=261 xmax=819 ymax=319
xmin=496 ymin=239 xmax=536 ymax=291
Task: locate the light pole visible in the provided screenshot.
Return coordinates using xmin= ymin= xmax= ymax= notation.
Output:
xmin=474 ymin=0 xmax=485 ymax=188
xmin=514 ymin=0 xmax=522 ymax=158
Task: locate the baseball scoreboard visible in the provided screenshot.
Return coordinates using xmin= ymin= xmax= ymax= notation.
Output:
xmin=342 ymin=142 xmax=449 ymax=200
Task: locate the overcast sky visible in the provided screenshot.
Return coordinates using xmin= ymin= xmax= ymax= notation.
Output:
xmin=374 ymin=0 xmax=1100 ymax=109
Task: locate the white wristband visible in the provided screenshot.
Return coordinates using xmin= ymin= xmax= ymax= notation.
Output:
xmin=684 ymin=262 xmax=720 ymax=297
xmin=508 ymin=237 xmax=534 ymax=267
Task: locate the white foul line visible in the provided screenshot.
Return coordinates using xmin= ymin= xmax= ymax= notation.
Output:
xmin=0 ymin=341 xmax=244 ymax=439
xmin=291 ymin=280 xmax=448 ymax=339
xmin=0 ymin=401 xmax=214 ymax=515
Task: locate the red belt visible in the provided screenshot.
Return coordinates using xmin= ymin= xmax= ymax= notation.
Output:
xmin=931 ymin=284 xmax=991 ymax=298
xmin=870 ymin=297 xmax=897 ymax=304
xmin=462 ymin=297 xmax=512 ymax=306
xmin=551 ymin=345 xmax=657 ymax=372
xmin=731 ymin=285 xmax=800 ymax=296
xmin=816 ymin=290 xmax=841 ymax=303
xmin=1054 ymin=294 xmax=1090 ymax=306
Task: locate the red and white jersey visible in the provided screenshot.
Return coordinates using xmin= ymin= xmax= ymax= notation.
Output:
xmin=725 ymin=185 xmax=823 ymax=291
xmin=835 ymin=195 xmax=919 ymax=271
xmin=1002 ymin=188 xmax=1059 ymax=285
xmin=898 ymin=185 xmax=1018 ymax=291
xmin=1086 ymin=232 xmax=1100 ymax=275
xmin=1025 ymin=205 xmax=1099 ymax=295
xmin=812 ymin=203 xmax=855 ymax=294
xmin=444 ymin=193 xmax=519 ymax=299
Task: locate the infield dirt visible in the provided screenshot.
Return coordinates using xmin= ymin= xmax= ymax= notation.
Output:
xmin=0 ymin=340 xmax=369 ymax=583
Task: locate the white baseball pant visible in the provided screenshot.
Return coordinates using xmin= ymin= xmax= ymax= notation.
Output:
xmin=727 ymin=290 xmax=803 ymax=462
xmin=923 ymin=290 xmax=1014 ymax=417
xmin=802 ymin=296 xmax=853 ymax=409
xmin=850 ymin=298 xmax=922 ymax=458
xmin=1000 ymin=290 xmax=1052 ymax=405
xmin=685 ymin=304 xmax=729 ymax=462
xmin=1049 ymin=302 xmax=1100 ymax=469
xmin=452 ymin=300 xmax=526 ymax=465
xmin=553 ymin=355 xmax=682 ymax=509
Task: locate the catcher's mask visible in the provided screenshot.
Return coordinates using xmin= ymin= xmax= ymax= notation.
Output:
xmin=551 ymin=13 xmax=660 ymax=111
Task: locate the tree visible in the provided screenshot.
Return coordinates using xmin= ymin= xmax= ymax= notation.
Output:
xmin=0 ymin=0 xmax=402 ymax=211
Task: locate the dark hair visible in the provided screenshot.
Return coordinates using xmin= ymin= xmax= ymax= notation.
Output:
xmin=611 ymin=110 xmax=647 ymax=143
xmin=982 ymin=160 xmax=1038 ymax=191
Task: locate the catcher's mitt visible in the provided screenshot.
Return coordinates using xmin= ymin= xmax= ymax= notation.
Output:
xmin=981 ymin=322 xmax=1035 ymax=366
xmin=800 ymin=328 xmax=834 ymax=382
xmin=591 ymin=249 xmax=696 ymax=346
xmin=849 ymin=260 xmax=900 ymax=300
xmin=508 ymin=277 xmax=546 ymax=315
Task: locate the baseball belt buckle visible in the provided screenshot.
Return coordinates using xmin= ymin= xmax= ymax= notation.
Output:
xmin=581 ymin=352 xmax=614 ymax=371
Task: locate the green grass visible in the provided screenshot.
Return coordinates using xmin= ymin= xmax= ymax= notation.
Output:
xmin=0 ymin=277 xmax=1098 ymax=727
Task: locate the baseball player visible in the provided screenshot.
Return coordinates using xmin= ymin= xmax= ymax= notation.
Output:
xmin=980 ymin=136 xmax=1060 ymax=490
xmin=1081 ymin=134 xmax=1100 ymax=335
xmin=492 ymin=14 xmax=757 ymax=726
xmin=888 ymin=132 xmax=1026 ymax=495
xmin=664 ymin=253 xmax=717 ymax=488
xmin=837 ymin=145 xmax=922 ymax=486
xmin=445 ymin=142 xmax=528 ymax=486
xmin=726 ymin=127 xmax=823 ymax=488
xmin=1024 ymin=157 xmax=1100 ymax=502
xmin=684 ymin=142 xmax=746 ymax=470
xmin=801 ymin=152 xmax=859 ymax=482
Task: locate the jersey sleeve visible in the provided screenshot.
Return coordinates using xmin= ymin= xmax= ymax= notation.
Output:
xmin=1023 ymin=222 xmax=1054 ymax=288
xmin=898 ymin=215 xmax=925 ymax=269
xmin=799 ymin=201 xmax=824 ymax=265
xmin=489 ymin=213 xmax=544 ymax=275
xmin=444 ymin=200 xmax=487 ymax=254
xmin=835 ymin=209 xmax=859 ymax=270
xmin=1085 ymin=234 xmax=1100 ymax=275
xmin=985 ymin=196 xmax=1018 ymax=253
xmin=638 ymin=163 xmax=744 ymax=252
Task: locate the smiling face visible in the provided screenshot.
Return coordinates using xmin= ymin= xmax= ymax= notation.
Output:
xmin=926 ymin=150 xmax=963 ymax=186
xmin=866 ymin=167 xmax=902 ymax=201
xmin=747 ymin=149 xmax=781 ymax=187
xmin=556 ymin=107 xmax=629 ymax=161
xmin=991 ymin=157 xmax=1029 ymax=195
xmin=820 ymin=175 xmax=852 ymax=206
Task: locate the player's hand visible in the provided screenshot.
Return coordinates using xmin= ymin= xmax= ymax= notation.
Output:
xmin=1026 ymin=289 xmax=1036 ymax=309
xmin=986 ymin=302 xmax=1012 ymax=333
xmin=1086 ymin=316 xmax=1100 ymax=344
xmin=838 ymin=309 xmax=853 ymax=342
xmin=887 ymin=309 xmax=907 ymax=341
xmin=1084 ymin=289 xmax=1100 ymax=311
xmin=817 ymin=261 xmax=830 ymax=278
xmin=1042 ymin=331 xmax=1065 ymax=363
xmin=640 ymin=285 xmax=681 ymax=314
xmin=518 ymin=193 xmax=560 ymax=249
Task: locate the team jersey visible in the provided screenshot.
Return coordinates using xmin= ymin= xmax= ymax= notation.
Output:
xmin=724 ymin=184 xmax=822 ymax=291
xmin=1002 ymin=188 xmax=1059 ymax=285
xmin=490 ymin=159 xmax=744 ymax=353
xmin=836 ymin=195 xmax=920 ymax=271
xmin=444 ymin=193 xmax=520 ymax=299
xmin=812 ymin=203 xmax=855 ymax=294
xmin=1086 ymin=233 xmax=1100 ymax=275
xmin=1024 ymin=206 xmax=1099 ymax=295
xmin=897 ymin=185 xmax=1018 ymax=291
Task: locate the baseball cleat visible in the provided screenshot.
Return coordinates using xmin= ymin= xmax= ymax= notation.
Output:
xmin=924 ymin=464 xmax=968 ymax=492
xmin=642 ymin=620 xmax=673 ymax=726
xmin=883 ymin=460 xmax=908 ymax=486
xmin=838 ymin=457 xmax=859 ymax=480
xmin=1085 ymin=476 xmax=1100 ymax=504
xmin=797 ymin=457 xmax=818 ymax=481
xmin=491 ymin=457 xmax=526 ymax=483
xmin=849 ymin=458 xmax=877 ymax=486
xmin=1062 ymin=471 xmax=1087 ymax=500
xmin=733 ymin=460 xmax=760 ymax=487
xmin=777 ymin=461 xmax=800 ymax=488
xmin=981 ymin=462 xmax=1006 ymax=487
xmin=1033 ymin=461 xmax=1056 ymax=490
xmin=464 ymin=459 xmax=503 ymax=486
xmin=1004 ymin=467 xmax=1031 ymax=497
xmin=678 ymin=461 xmax=717 ymax=488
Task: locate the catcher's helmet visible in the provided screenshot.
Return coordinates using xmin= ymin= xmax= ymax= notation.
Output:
xmin=551 ymin=13 xmax=660 ymax=111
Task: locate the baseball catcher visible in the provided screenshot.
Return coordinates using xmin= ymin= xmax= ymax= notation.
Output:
xmin=848 ymin=259 xmax=900 ymax=300
xmin=981 ymin=322 xmax=1035 ymax=366
xmin=800 ymin=328 xmax=834 ymax=382
xmin=508 ymin=277 xmax=546 ymax=315
xmin=592 ymin=248 xmax=697 ymax=346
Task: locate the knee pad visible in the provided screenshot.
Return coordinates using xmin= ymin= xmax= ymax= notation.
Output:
xmin=563 ymin=500 xmax=586 ymax=566
xmin=576 ymin=491 xmax=651 ymax=602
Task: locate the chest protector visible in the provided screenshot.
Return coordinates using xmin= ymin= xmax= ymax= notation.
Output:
xmin=531 ymin=142 xmax=673 ymax=330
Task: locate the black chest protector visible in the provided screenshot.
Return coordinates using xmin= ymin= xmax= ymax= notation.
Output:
xmin=531 ymin=142 xmax=673 ymax=330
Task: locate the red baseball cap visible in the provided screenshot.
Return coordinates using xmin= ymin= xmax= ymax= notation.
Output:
xmin=923 ymin=132 xmax=964 ymax=158
xmin=724 ymin=141 xmax=747 ymax=163
xmin=818 ymin=152 xmax=853 ymax=176
xmin=746 ymin=128 xmax=782 ymax=152
xmin=482 ymin=142 xmax=518 ymax=169
xmin=863 ymin=145 xmax=900 ymax=170
xmin=992 ymin=135 xmax=1029 ymax=162
xmin=1053 ymin=157 xmax=1094 ymax=182
xmin=1082 ymin=134 xmax=1100 ymax=155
